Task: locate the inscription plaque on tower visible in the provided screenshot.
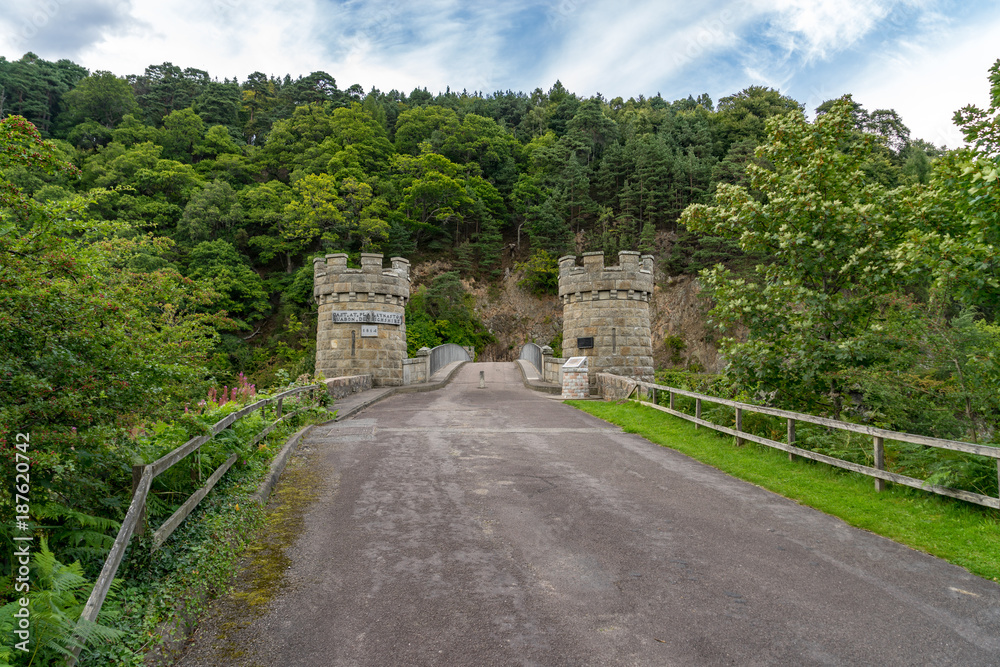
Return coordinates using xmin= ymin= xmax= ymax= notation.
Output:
xmin=331 ymin=311 xmax=403 ymax=326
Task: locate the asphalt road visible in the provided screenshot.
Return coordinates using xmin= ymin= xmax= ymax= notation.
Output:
xmin=178 ymin=362 xmax=1000 ymax=666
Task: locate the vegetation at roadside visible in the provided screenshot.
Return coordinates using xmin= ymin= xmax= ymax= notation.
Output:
xmin=568 ymin=400 xmax=1000 ymax=584
xmin=0 ymin=382 xmax=330 ymax=666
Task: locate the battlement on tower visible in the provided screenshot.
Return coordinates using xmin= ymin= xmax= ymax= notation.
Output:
xmin=313 ymin=253 xmax=410 ymax=306
xmin=557 ymin=251 xmax=654 ymax=303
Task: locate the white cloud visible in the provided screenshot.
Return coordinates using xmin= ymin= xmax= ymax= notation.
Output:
xmin=331 ymin=2 xmax=529 ymax=93
xmin=538 ymin=0 xmax=745 ymax=97
xmin=836 ymin=10 xmax=1000 ymax=148
xmin=0 ymin=0 xmax=141 ymax=61
xmin=73 ymin=0 xmax=329 ymax=78
xmin=754 ymin=0 xmax=899 ymax=61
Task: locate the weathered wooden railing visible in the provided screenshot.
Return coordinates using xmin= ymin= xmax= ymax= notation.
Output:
xmin=68 ymin=383 xmax=323 ymax=665
xmin=608 ymin=375 xmax=1000 ymax=511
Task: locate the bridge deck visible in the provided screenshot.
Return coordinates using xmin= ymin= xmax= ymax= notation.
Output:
xmin=178 ymin=362 xmax=1000 ymax=666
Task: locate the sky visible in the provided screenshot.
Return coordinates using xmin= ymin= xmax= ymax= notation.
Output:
xmin=1 ymin=0 xmax=998 ymax=148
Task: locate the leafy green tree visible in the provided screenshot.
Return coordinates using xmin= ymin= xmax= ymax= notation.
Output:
xmin=185 ymin=239 xmax=269 ymax=324
xmin=65 ymin=119 xmax=113 ymax=150
xmin=894 ymin=59 xmax=1000 ymax=320
xmin=110 ymin=113 xmax=159 ymax=146
xmin=335 ymin=176 xmax=390 ymax=250
xmin=565 ymin=98 xmax=619 ymax=164
xmin=194 ymin=124 xmax=243 ymax=160
xmin=681 ymin=98 xmax=908 ymax=417
xmin=440 ymin=113 xmax=519 ymax=192
xmin=282 ymin=172 xmax=346 ymax=255
xmin=178 ymin=180 xmax=244 ymax=243
xmin=394 ymin=105 xmax=460 ymax=155
xmin=523 ymin=196 xmax=571 ymax=255
xmin=393 ymin=150 xmax=476 ymax=248
xmin=0 ymin=53 xmax=87 ymax=135
xmin=84 ymin=140 xmax=202 ymax=203
xmin=1 ymin=116 xmax=224 ymax=548
xmin=281 ymin=71 xmax=344 ymax=107
xmin=194 ymin=79 xmax=243 ymax=131
xmin=240 ymin=71 xmax=283 ymax=144
xmin=63 ymin=70 xmax=139 ymax=128
xmin=516 ymin=248 xmax=560 ymax=295
xmin=715 ymin=86 xmax=803 ymax=151
xmin=130 ymin=62 xmax=210 ymax=126
xmin=404 ymin=272 xmax=494 ymax=355
xmin=258 ymin=102 xmax=392 ymax=180
xmin=159 ymin=107 xmax=207 ymax=162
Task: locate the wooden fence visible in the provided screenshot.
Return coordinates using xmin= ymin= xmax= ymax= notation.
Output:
xmin=68 ymin=383 xmax=323 ymax=665
xmin=605 ymin=375 xmax=1000 ymax=511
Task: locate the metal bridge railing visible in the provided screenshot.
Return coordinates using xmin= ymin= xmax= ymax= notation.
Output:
xmin=518 ymin=342 xmax=543 ymax=373
xmin=429 ymin=343 xmax=472 ymax=376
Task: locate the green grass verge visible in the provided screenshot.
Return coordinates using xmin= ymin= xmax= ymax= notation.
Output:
xmin=567 ymin=399 xmax=1000 ymax=584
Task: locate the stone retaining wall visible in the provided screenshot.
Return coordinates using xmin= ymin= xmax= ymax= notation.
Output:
xmin=323 ymin=374 xmax=373 ymax=400
xmin=596 ymin=372 xmax=639 ymax=401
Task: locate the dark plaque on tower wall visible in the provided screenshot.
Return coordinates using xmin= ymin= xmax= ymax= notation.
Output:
xmin=576 ymin=337 xmax=594 ymax=349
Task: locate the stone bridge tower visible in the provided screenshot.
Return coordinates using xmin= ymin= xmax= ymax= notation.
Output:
xmin=558 ymin=251 xmax=654 ymax=382
xmin=314 ymin=253 xmax=410 ymax=386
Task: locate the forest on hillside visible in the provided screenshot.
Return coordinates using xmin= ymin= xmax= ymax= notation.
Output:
xmin=1 ymin=51 xmax=999 ymax=664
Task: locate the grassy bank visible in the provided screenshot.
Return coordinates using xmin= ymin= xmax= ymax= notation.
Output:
xmin=566 ymin=399 xmax=1000 ymax=584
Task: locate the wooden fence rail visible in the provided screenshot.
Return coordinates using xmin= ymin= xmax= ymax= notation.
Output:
xmin=68 ymin=383 xmax=322 ymax=666
xmin=612 ymin=376 xmax=1000 ymax=511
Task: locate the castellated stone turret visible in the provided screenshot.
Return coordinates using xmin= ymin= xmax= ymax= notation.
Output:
xmin=558 ymin=251 xmax=654 ymax=383
xmin=314 ymin=253 xmax=410 ymax=386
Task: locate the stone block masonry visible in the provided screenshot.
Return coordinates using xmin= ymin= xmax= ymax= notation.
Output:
xmin=562 ymin=367 xmax=590 ymax=399
xmin=558 ymin=251 xmax=654 ymax=384
xmin=314 ymin=253 xmax=410 ymax=387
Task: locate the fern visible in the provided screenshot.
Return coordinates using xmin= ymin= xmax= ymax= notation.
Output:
xmin=31 ymin=504 xmax=119 ymax=567
xmin=0 ymin=537 xmax=124 ymax=666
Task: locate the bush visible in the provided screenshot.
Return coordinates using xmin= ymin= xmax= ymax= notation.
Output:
xmin=516 ymin=249 xmax=560 ymax=296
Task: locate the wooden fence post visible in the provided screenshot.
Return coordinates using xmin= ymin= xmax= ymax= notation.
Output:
xmin=695 ymin=398 xmax=701 ymax=429
xmin=735 ymin=407 xmax=743 ymax=446
xmin=787 ymin=419 xmax=796 ymax=461
xmin=874 ymin=436 xmax=885 ymax=492
xmin=277 ymin=397 xmax=283 ymax=418
xmin=131 ymin=465 xmax=146 ymax=537
xmin=650 ymin=387 xmax=657 ymax=405
xmin=669 ymin=391 xmax=675 ymax=411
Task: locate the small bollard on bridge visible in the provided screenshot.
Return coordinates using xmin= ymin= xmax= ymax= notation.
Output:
xmin=479 ymin=370 xmax=486 ymax=388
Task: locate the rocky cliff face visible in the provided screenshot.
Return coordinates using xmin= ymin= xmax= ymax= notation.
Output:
xmin=465 ymin=272 xmax=563 ymax=361
xmin=649 ymin=274 xmax=725 ymax=373
xmin=416 ymin=261 xmax=723 ymax=372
